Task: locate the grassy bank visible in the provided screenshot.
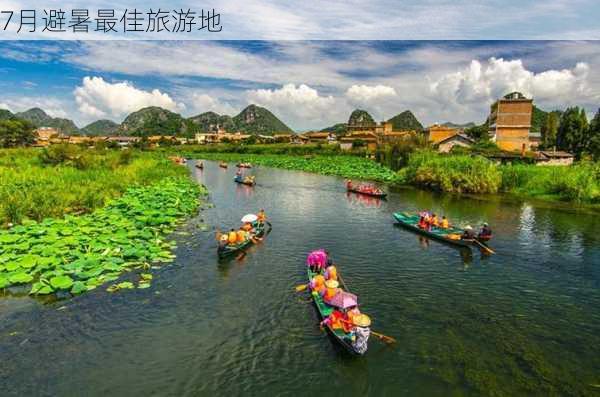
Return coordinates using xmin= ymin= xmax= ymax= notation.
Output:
xmin=185 ymin=152 xmax=398 ymax=182
xmin=0 ymin=147 xmax=187 ymax=225
xmin=174 ymin=143 xmax=366 ymax=156
xmin=399 ymin=151 xmax=600 ymax=204
xmin=0 ymin=177 xmax=204 ymax=298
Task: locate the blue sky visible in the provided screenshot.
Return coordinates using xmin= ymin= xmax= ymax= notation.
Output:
xmin=0 ymin=40 xmax=599 ymax=130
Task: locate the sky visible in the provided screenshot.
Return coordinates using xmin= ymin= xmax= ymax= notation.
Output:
xmin=0 ymin=40 xmax=599 ymax=131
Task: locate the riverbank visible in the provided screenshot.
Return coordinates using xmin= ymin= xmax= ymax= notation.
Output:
xmin=0 ymin=146 xmax=187 ymax=226
xmin=175 ymin=147 xmax=600 ymax=208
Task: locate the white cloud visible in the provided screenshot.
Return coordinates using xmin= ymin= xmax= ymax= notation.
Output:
xmin=429 ymin=57 xmax=596 ymax=117
xmin=188 ymin=93 xmax=238 ymax=116
xmin=345 ymin=84 xmax=397 ymax=104
xmin=73 ymin=76 xmax=184 ymax=120
xmin=0 ymin=97 xmax=69 ymax=119
xmin=247 ymin=84 xmax=338 ymax=129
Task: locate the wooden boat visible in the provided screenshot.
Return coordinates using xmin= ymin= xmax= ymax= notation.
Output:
xmin=347 ymin=187 xmax=387 ymax=199
xmin=217 ymin=222 xmax=268 ymax=259
xmin=195 ymin=161 xmax=204 ymax=169
xmin=234 ymin=175 xmax=255 ymax=186
xmin=236 ymin=163 xmax=253 ymax=168
xmin=307 ymin=267 xmax=364 ymax=355
xmin=393 ymin=212 xmax=491 ymax=249
xmin=219 ymin=162 xmax=228 ymax=169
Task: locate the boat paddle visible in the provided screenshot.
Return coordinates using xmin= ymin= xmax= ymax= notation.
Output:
xmin=473 ymin=239 xmax=495 ymax=255
xmin=338 ymin=274 xmax=397 ymax=345
xmin=295 ymin=283 xmax=309 ymax=292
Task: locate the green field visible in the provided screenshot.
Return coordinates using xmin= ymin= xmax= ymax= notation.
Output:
xmin=0 ymin=146 xmax=188 ymax=225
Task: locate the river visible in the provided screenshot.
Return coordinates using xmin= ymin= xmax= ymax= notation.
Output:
xmin=1 ymin=160 xmax=599 ymax=396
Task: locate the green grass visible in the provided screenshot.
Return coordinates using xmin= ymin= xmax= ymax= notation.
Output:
xmin=185 ymin=152 xmax=398 ymax=182
xmin=399 ymin=151 xmax=502 ymax=194
xmin=0 ymin=147 xmax=187 ymax=225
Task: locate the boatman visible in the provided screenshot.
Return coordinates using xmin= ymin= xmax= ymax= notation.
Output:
xmin=462 ymin=225 xmax=476 ymax=240
xmin=478 ymin=223 xmax=492 ymax=240
xmin=257 ymin=209 xmax=267 ymax=225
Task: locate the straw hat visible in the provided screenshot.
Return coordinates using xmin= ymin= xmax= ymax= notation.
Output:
xmin=352 ymin=314 xmax=371 ymax=327
xmin=325 ymin=280 xmax=339 ymax=289
xmin=465 ymin=225 xmax=473 ymax=230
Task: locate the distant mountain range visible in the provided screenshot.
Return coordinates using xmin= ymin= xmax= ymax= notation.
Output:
xmin=0 ymin=105 xmax=294 ymax=137
xmin=0 ymin=101 xmax=551 ymax=138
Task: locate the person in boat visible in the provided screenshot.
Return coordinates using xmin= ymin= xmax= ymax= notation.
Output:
xmin=418 ymin=215 xmax=427 ymax=229
xmin=349 ymin=314 xmax=371 ymax=354
xmin=346 ymin=179 xmax=353 ymax=191
xmin=236 ymin=228 xmax=247 ymax=243
xmin=324 ymin=264 xmax=338 ymax=281
xmin=430 ymin=213 xmax=439 ymax=227
xmin=242 ymin=222 xmax=253 ymax=232
xmin=307 ymin=249 xmax=326 ymax=273
xmin=462 ymin=225 xmax=476 ymax=240
xmin=440 ymin=215 xmax=450 ymax=229
xmin=309 ymin=273 xmax=327 ymax=295
xmin=478 ymin=222 xmax=492 ymax=240
xmin=257 ymin=209 xmax=267 ymax=225
xmin=322 ymin=279 xmax=340 ymax=303
xmin=320 ymin=309 xmax=347 ymax=331
xmin=227 ymin=229 xmax=238 ymax=245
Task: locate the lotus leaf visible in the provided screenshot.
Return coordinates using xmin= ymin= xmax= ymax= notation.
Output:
xmin=137 ymin=282 xmax=151 ymax=289
xmin=117 ymin=281 xmax=134 ymax=289
xmin=9 ymin=272 xmax=33 ymax=284
xmin=50 ymin=275 xmax=74 ymax=290
xmin=5 ymin=262 xmax=21 ymax=271
xmin=140 ymin=273 xmax=153 ymax=281
xmin=0 ymin=234 xmax=20 ymax=244
xmin=0 ymin=276 xmax=9 ymax=288
xmin=70 ymin=281 xmax=87 ymax=294
xmin=30 ymin=281 xmax=54 ymax=295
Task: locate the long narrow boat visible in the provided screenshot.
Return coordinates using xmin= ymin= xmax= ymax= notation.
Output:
xmin=234 ymin=176 xmax=255 ymax=186
xmin=347 ymin=187 xmax=387 ymax=199
xmin=217 ymin=222 xmax=268 ymax=259
xmin=307 ymin=268 xmax=364 ymax=355
xmin=236 ymin=163 xmax=253 ymax=168
xmin=393 ymin=212 xmax=487 ymax=249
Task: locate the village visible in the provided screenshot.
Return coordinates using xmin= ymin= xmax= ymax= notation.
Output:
xmin=32 ymin=91 xmax=575 ymax=167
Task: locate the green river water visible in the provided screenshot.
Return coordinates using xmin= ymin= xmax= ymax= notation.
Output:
xmin=1 ymin=160 xmax=599 ymax=396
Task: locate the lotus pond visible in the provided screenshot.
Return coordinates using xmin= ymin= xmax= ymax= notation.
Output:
xmin=179 ymin=152 xmax=398 ymax=182
xmin=0 ymin=177 xmax=204 ymax=299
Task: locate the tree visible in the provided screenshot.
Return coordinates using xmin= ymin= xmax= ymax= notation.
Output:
xmin=464 ymin=120 xmax=489 ymax=141
xmin=541 ymin=111 xmax=559 ymax=149
xmin=588 ymin=108 xmax=600 ymax=160
xmin=0 ymin=119 xmax=36 ymax=147
xmin=557 ymin=107 xmax=588 ymax=157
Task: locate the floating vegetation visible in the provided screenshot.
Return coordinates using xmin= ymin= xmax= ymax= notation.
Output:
xmin=186 ymin=153 xmax=398 ymax=182
xmin=0 ymin=178 xmax=204 ymax=299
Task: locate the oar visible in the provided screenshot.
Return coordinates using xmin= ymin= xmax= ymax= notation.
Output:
xmin=338 ymin=273 xmax=396 ymax=345
xmin=339 ymin=319 xmax=397 ymax=345
xmin=295 ymin=283 xmax=309 ymax=292
xmin=371 ymin=330 xmax=397 ymax=344
xmin=473 ymin=239 xmax=495 ymax=255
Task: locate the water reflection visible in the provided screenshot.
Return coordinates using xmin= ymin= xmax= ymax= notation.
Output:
xmin=345 ymin=192 xmax=384 ymax=208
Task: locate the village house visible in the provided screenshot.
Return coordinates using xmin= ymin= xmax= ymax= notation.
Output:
xmin=107 ymin=136 xmax=140 ymax=147
xmin=535 ymin=150 xmax=574 ymax=166
xmin=426 ymin=124 xmax=459 ymax=144
xmin=300 ymin=131 xmax=336 ymax=144
xmin=34 ymin=127 xmax=61 ymax=146
xmin=341 ymin=120 xmax=415 ymax=151
xmin=488 ymin=92 xmax=535 ymax=152
xmin=436 ymin=133 xmax=475 ymax=153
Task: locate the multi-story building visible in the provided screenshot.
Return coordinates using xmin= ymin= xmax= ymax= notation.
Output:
xmin=488 ymin=92 xmax=533 ymax=152
xmin=426 ymin=124 xmax=459 ymax=144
